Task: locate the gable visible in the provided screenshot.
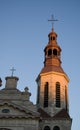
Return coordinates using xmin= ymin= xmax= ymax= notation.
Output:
xmin=0 ymin=104 xmax=26 ymax=116
xmin=0 ymin=101 xmax=40 ymax=119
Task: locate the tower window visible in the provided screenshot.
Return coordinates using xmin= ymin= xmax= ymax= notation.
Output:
xmin=51 ymin=36 xmax=52 ymax=40
xmin=65 ymin=86 xmax=68 ymax=111
xmin=56 ymin=82 xmax=61 ymax=107
xmin=53 ymin=49 xmax=57 ymax=56
xmin=50 ymin=36 xmax=55 ymax=41
xmin=53 ymin=126 xmax=60 ymax=130
xmin=48 ymin=49 xmax=52 ymax=56
xmin=44 ymin=126 xmax=50 ymax=130
xmin=53 ymin=37 xmax=55 ymax=40
xmin=44 ymin=82 xmax=49 ymax=108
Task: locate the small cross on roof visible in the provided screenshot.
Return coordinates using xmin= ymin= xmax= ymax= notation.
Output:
xmin=10 ymin=67 xmax=16 ymax=77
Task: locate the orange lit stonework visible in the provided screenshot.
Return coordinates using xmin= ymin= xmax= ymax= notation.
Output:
xmin=36 ymin=26 xmax=72 ymax=130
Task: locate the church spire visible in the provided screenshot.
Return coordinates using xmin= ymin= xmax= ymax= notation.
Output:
xmin=44 ymin=16 xmax=61 ymax=68
xmin=36 ymin=19 xmax=69 ymax=117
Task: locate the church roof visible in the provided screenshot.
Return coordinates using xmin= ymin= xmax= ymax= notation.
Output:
xmin=38 ymin=108 xmax=72 ymax=120
xmin=38 ymin=108 xmax=51 ymax=119
xmin=38 ymin=65 xmax=69 ymax=82
xmin=40 ymin=65 xmax=65 ymax=74
xmin=53 ymin=109 xmax=72 ymax=120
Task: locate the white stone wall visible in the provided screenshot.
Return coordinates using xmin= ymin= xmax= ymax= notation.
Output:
xmin=39 ymin=72 xmax=69 ymax=116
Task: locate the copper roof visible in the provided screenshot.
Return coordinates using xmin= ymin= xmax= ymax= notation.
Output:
xmin=40 ymin=65 xmax=65 ymax=74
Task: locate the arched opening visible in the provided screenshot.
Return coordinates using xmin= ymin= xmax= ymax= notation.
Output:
xmin=56 ymin=82 xmax=61 ymax=107
xmin=53 ymin=126 xmax=60 ymax=130
xmin=53 ymin=49 xmax=57 ymax=56
xmin=50 ymin=36 xmax=55 ymax=41
xmin=48 ymin=49 xmax=52 ymax=56
xmin=51 ymin=36 xmax=52 ymax=41
xmin=44 ymin=126 xmax=50 ymax=130
xmin=44 ymin=82 xmax=49 ymax=108
xmin=52 ymin=36 xmax=55 ymax=40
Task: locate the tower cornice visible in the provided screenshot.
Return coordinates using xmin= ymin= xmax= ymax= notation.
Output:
xmin=40 ymin=71 xmax=69 ymax=82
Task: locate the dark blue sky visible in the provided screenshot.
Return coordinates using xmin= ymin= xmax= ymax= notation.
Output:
xmin=0 ymin=0 xmax=80 ymax=129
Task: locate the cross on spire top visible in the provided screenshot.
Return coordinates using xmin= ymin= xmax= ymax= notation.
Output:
xmin=48 ymin=15 xmax=58 ymax=31
xmin=10 ymin=67 xmax=16 ymax=77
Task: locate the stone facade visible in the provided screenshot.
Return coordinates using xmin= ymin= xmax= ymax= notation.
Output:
xmin=39 ymin=119 xmax=72 ymax=130
xmin=0 ymin=76 xmax=40 ymax=130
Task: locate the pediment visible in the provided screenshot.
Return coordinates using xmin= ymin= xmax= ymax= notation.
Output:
xmin=0 ymin=101 xmax=39 ymax=119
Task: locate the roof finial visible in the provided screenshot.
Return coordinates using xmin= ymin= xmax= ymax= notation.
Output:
xmin=48 ymin=15 xmax=58 ymax=31
xmin=10 ymin=67 xmax=16 ymax=77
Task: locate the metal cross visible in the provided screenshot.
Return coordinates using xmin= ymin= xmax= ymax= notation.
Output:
xmin=10 ymin=67 xmax=16 ymax=77
xmin=48 ymin=15 xmax=58 ymax=29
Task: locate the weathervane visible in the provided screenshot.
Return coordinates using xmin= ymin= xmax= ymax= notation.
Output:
xmin=48 ymin=15 xmax=58 ymax=30
xmin=10 ymin=67 xmax=16 ymax=77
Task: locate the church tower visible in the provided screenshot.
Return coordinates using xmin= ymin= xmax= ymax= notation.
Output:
xmin=36 ymin=18 xmax=72 ymax=130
